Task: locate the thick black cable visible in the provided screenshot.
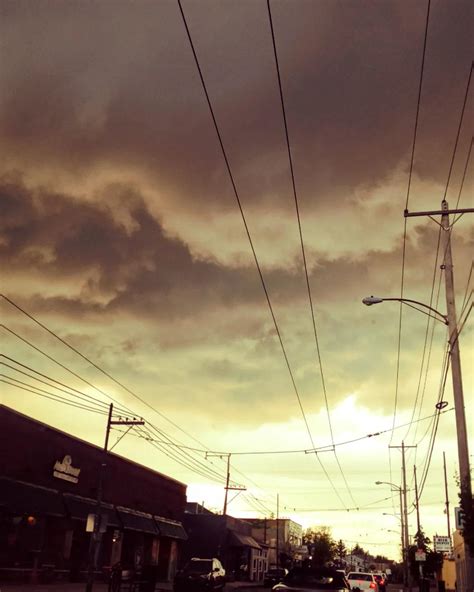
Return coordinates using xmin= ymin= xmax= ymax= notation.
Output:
xmin=0 ymin=357 xmax=114 ymax=411
xmin=459 ymin=263 xmax=473 ymax=316
xmin=389 ymin=1 xmax=432 ymax=511
xmin=0 ymin=294 xmax=210 ymax=451
xmin=266 ymin=0 xmax=356 ymax=509
xmin=176 ymin=0 xmax=346 ymax=510
xmin=0 ymin=298 xmax=266 ymax=494
xmin=454 ymin=136 xmax=473 ymax=210
xmin=134 ymin=425 xmax=227 ymax=485
xmin=1 ymin=380 xmax=107 ymax=415
xmin=112 ymin=407 xmax=452 ymax=456
xmin=1 ymin=324 xmax=238 ymax=484
xmin=443 ymin=62 xmax=473 ymax=203
xmin=403 ymin=244 xmax=443 ymax=445
xmin=1 ymin=324 xmax=134 ymax=415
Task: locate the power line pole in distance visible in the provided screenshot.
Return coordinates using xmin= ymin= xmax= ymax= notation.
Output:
xmin=205 ymin=453 xmax=246 ymax=515
xmin=85 ymin=404 xmax=144 ymax=592
xmin=390 ymin=442 xmax=416 ymax=591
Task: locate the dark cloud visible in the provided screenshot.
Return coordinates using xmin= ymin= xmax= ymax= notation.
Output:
xmin=1 ymin=0 xmax=471 ymax=218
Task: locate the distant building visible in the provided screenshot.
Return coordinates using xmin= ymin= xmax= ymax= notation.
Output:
xmin=0 ymin=405 xmax=188 ymax=584
xmin=344 ymin=553 xmax=366 ymax=572
xmin=182 ymin=510 xmax=268 ymax=582
xmin=241 ymin=518 xmax=303 ymax=568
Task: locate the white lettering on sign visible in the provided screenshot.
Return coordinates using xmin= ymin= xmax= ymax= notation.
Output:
xmin=53 ymin=455 xmax=80 ymax=483
xmin=433 ymin=535 xmax=452 ymax=552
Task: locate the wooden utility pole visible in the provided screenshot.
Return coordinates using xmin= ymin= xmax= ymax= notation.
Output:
xmin=276 ymin=493 xmax=280 ymax=570
xmin=414 ymin=465 xmax=421 ymax=536
xmin=405 ymin=201 xmax=473 ymax=589
xmin=390 ymin=442 xmax=416 ymax=590
xmin=443 ymin=452 xmax=451 ymax=545
xmin=85 ymin=404 xmax=144 ymax=592
xmin=205 ymin=453 xmax=246 ymax=515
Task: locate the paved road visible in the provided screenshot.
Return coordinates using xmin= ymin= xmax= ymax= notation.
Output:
xmin=0 ymin=581 xmax=261 ymax=592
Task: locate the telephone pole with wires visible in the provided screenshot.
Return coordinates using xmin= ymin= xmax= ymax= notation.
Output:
xmin=205 ymin=453 xmax=246 ymax=515
xmin=405 ymin=200 xmax=473 ymax=589
xmin=390 ymin=442 xmax=416 ymax=590
xmin=85 ymin=404 xmax=144 ymax=592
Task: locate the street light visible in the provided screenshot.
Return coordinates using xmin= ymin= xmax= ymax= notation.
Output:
xmin=362 ymin=296 xmax=448 ymax=324
xmin=376 ymin=481 xmax=408 ymax=586
xmin=364 ymin=290 xmax=472 ymax=585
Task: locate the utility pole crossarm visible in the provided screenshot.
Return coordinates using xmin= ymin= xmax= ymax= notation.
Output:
xmin=405 ymin=207 xmax=474 ymax=217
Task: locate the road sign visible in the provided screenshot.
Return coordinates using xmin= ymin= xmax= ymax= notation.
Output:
xmin=415 ymin=549 xmax=426 ymax=562
xmin=455 ymin=507 xmax=465 ymax=530
xmin=433 ymin=535 xmax=452 ymax=552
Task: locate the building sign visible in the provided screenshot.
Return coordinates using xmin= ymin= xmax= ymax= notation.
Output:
xmin=53 ymin=455 xmax=80 ymax=483
xmin=433 ymin=535 xmax=452 ymax=552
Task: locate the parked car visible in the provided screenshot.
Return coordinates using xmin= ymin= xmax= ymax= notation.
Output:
xmin=273 ymin=567 xmax=350 ymax=591
xmin=174 ymin=558 xmax=226 ymax=592
xmin=346 ymin=572 xmax=378 ymax=591
xmin=264 ymin=567 xmax=288 ymax=588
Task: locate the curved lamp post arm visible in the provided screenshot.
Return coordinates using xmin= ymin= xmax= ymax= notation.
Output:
xmin=362 ymin=296 xmax=448 ymax=325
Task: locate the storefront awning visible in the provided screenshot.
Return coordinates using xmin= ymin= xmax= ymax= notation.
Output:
xmin=0 ymin=477 xmax=65 ymax=517
xmin=228 ymin=531 xmax=261 ymax=549
xmin=116 ymin=506 xmax=159 ymax=534
xmin=63 ymin=493 xmax=120 ymax=527
xmin=154 ymin=516 xmax=188 ymax=540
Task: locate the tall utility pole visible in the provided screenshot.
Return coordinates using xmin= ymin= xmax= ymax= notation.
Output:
xmin=399 ymin=488 xmax=405 ymax=566
xmin=443 ymin=452 xmax=452 ymax=545
xmin=414 ymin=464 xmax=424 ymax=585
xmin=390 ymin=442 xmax=416 ymax=590
xmin=405 ymin=201 xmax=473 ymax=588
xmin=414 ymin=465 xmax=421 ymax=536
xmin=85 ymin=404 xmax=144 ymax=592
xmin=206 ymin=453 xmax=246 ymax=515
xmin=276 ymin=493 xmax=280 ymax=570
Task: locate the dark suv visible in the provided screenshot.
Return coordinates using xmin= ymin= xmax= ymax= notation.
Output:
xmin=174 ymin=558 xmax=226 ymax=592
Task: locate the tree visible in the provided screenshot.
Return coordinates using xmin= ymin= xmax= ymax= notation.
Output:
xmin=408 ymin=529 xmax=443 ymax=580
xmin=303 ymin=527 xmax=336 ymax=567
xmin=336 ymin=539 xmax=347 ymax=562
xmin=351 ymin=544 xmax=366 ymax=557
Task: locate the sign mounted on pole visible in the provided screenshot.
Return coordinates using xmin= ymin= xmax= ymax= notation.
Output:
xmin=433 ymin=536 xmax=452 ymax=552
xmin=415 ymin=549 xmax=426 ymax=562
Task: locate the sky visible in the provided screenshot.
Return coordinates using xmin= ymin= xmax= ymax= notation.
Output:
xmin=0 ymin=0 xmax=473 ymax=561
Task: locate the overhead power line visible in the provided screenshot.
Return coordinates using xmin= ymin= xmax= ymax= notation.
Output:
xmin=0 ymin=380 xmax=108 ymax=415
xmin=0 ymin=294 xmax=209 ymax=451
xmin=266 ymin=0 xmax=356 ymax=509
xmin=389 ymin=0 xmax=432 ymax=515
xmin=176 ymin=0 xmax=347 ymax=510
xmin=112 ymin=407 xmax=453 ymax=456
xmin=0 ymin=296 xmax=268 ymax=501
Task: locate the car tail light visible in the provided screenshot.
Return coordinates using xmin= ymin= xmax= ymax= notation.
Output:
xmin=370 ymin=583 xmax=376 ymax=589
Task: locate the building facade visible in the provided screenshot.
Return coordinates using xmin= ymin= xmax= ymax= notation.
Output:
xmin=183 ymin=506 xmax=268 ymax=582
xmin=0 ymin=405 xmax=187 ymax=584
xmin=242 ymin=518 xmax=303 ymax=569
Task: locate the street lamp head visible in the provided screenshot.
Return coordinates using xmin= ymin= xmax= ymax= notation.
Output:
xmin=375 ymin=481 xmax=383 ymax=485
xmin=362 ymin=296 xmax=384 ymax=306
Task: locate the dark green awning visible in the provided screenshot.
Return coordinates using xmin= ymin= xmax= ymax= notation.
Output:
xmin=116 ymin=506 xmax=159 ymax=534
xmin=154 ymin=516 xmax=188 ymax=540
